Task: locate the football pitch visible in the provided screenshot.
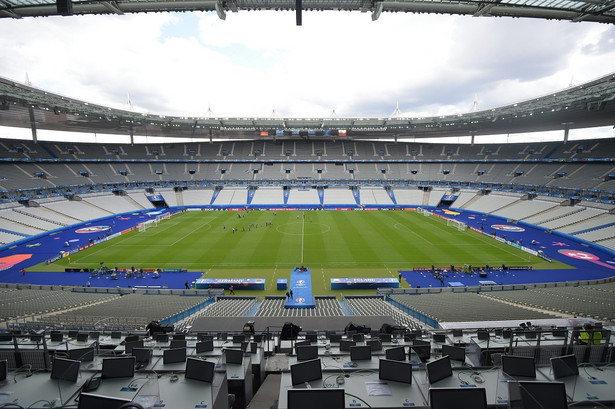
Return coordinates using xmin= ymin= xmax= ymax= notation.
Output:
xmin=38 ymin=210 xmax=567 ymax=296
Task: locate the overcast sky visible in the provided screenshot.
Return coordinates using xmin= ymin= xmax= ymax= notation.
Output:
xmin=1 ymin=11 xmax=614 ymax=142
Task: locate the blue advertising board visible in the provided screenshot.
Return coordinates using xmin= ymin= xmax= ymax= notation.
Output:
xmin=330 ymin=277 xmax=399 ymax=290
xmin=195 ymin=278 xmax=265 ymax=290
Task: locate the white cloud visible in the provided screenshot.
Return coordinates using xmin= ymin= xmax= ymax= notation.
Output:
xmin=0 ymin=11 xmax=613 ymax=121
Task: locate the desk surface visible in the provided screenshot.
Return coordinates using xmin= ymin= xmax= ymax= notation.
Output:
xmin=0 ymin=371 xmax=83 ymax=408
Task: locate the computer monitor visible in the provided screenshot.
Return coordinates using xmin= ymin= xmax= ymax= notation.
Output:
xmin=124 ymin=335 xmax=140 ymax=343
xmin=305 ymin=333 xmax=318 ymax=343
xmin=76 ymin=333 xmax=88 ymax=342
xmin=68 ymin=330 xmax=78 ymax=338
xmin=156 ymin=334 xmax=169 ymax=343
xmin=442 ymin=344 xmax=465 ymax=362
xmin=433 ymin=333 xmax=446 ymax=343
xmin=77 ymin=393 xmax=131 ymax=409
xmin=476 ymin=330 xmax=489 ymax=341
xmin=378 ymin=333 xmax=391 ymax=342
xmin=290 ymin=358 xmax=322 ymax=386
xmin=232 ymin=334 xmax=245 ymax=343
xmin=102 ymin=356 xmax=135 ymax=378
xmin=503 ymin=329 xmax=513 ymax=339
xmin=339 ymin=340 xmax=356 ymax=352
xmin=51 ymin=357 xmax=80 ymax=383
xmin=550 ymin=355 xmax=579 ymax=379
xmin=385 ymin=346 xmax=406 ymax=361
xmin=196 ymin=340 xmax=214 ymax=354
xmin=452 ymin=329 xmax=463 ymax=337
xmin=163 ymin=348 xmax=187 ymax=364
xmin=502 ymin=355 xmax=536 ymax=378
xmin=551 ymin=328 xmax=568 ymax=337
xmin=352 ymin=333 xmax=364 ymax=342
xmin=329 ymin=334 xmax=342 ymax=343
xmin=124 ymin=339 xmax=144 ymax=354
xmin=170 ymin=339 xmax=187 ymax=349
xmin=516 ymin=381 xmax=567 ymax=409
xmin=410 ymin=344 xmax=431 ymax=362
xmin=0 ymin=360 xmax=7 ymax=381
xmin=379 ymin=359 xmax=412 ymax=384
xmin=287 ymin=388 xmax=345 ymax=409
xmin=89 ymin=332 xmax=100 ymax=340
xmin=525 ymin=331 xmax=537 ymax=340
xmin=185 ymin=358 xmax=215 ymax=383
xmin=68 ymin=347 xmax=95 ymax=362
xmin=50 ymin=332 xmax=64 ymax=342
xmin=426 ymin=355 xmax=452 ymax=384
xmin=225 ymin=348 xmax=243 ymax=365
xmin=201 ymin=334 xmax=214 ymax=342
xmin=296 ymin=345 xmax=318 ymax=361
xmin=429 ymin=387 xmax=488 ymax=409
xmin=217 ymin=332 xmax=228 ymax=341
xmin=172 ymin=334 xmax=186 ymax=340
xmin=110 ymin=331 xmax=122 ymax=339
xmin=350 ymin=345 xmax=372 ymax=361
xmin=132 ymin=348 xmax=152 ymax=365
xmin=367 ymin=339 xmax=382 ymax=351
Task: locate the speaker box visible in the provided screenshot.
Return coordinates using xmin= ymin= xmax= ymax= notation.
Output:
xmin=56 ymin=0 xmax=73 ymax=15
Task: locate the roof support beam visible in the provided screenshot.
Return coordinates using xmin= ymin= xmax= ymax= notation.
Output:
xmin=372 ymin=2 xmax=383 ymax=20
xmin=215 ymin=0 xmax=226 ymax=20
xmin=100 ymin=1 xmax=123 ymax=14
xmin=474 ymin=1 xmax=499 ymax=16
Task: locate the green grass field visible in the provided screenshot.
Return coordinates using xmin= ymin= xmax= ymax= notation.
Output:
xmin=35 ymin=210 xmax=569 ymax=296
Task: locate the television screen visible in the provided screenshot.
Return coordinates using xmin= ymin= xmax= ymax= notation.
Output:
xmin=517 ymin=381 xmax=567 ymax=409
xmin=172 ymin=334 xmax=186 ymax=341
xmin=287 ymin=388 xmax=344 ymax=409
xmin=551 ymin=328 xmax=568 ymax=337
xmin=452 ymin=329 xmax=463 ymax=337
xmin=196 ymin=340 xmax=214 ymax=354
xmin=218 ymin=332 xmax=228 ymax=341
xmin=442 ymin=344 xmax=465 ymax=362
xmin=290 ymin=358 xmax=322 ymax=386
xmin=429 ymin=387 xmax=487 ymax=409
xmin=339 ymin=340 xmax=356 ymax=352
xmin=51 ymin=357 xmax=80 ymax=382
xmin=476 ymin=330 xmax=489 ymax=341
xmin=378 ymin=333 xmax=391 ymax=342
xmin=232 ymin=335 xmax=245 ymax=343
xmin=296 ymin=345 xmax=318 ymax=361
xmin=50 ymin=332 xmax=63 ymax=342
xmin=89 ymin=332 xmax=100 ymax=340
xmin=379 ymin=359 xmax=412 ymax=384
xmin=550 ymin=355 xmax=579 ymax=379
xmin=124 ymin=339 xmax=144 ymax=354
xmin=132 ymin=348 xmax=152 ymax=364
xmin=385 ymin=346 xmax=406 ymax=361
xmin=110 ymin=331 xmax=122 ymax=339
xmin=68 ymin=347 xmax=94 ymax=362
xmin=426 ymin=356 xmax=452 ymax=384
xmin=410 ymin=344 xmax=431 ymax=362
xmin=124 ymin=335 xmax=139 ymax=343
xmin=433 ymin=333 xmax=446 ymax=343
xmin=170 ymin=340 xmax=187 ymax=349
xmin=350 ymin=345 xmax=371 ymax=361
xmin=102 ymin=357 xmax=135 ymax=378
xmin=77 ymin=393 xmax=131 ymax=409
xmin=225 ymin=348 xmax=243 ymax=365
xmin=0 ymin=360 xmax=6 ymax=381
xmin=163 ymin=348 xmax=187 ymax=365
xmin=367 ymin=339 xmax=382 ymax=351
xmin=76 ymin=333 xmax=88 ymax=342
xmin=305 ymin=333 xmax=318 ymax=342
xmin=185 ymin=358 xmax=215 ymax=383
xmin=502 ymin=355 xmax=536 ymax=378
xmin=329 ymin=334 xmax=342 ymax=343
xmin=200 ymin=334 xmax=214 ymax=342
xmin=352 ymin=334 xmax=364 ymax=342
xmin=156 ymin=334 xmax=169 ymax=343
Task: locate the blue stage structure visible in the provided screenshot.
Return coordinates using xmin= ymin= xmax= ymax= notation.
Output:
xmin=285 ymin=267 xmax=315 ymax=309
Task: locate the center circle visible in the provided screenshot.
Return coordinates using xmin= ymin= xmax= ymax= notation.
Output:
xmin=275 ymin=222 xmax=331 ymax=236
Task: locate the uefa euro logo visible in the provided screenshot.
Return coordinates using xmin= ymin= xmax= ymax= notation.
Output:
xmin=296 ymin=280 xmax=305 ymax=285
xmin=296 ymin=298 xmax=305 ymax=304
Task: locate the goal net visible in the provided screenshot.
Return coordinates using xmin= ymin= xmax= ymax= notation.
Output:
xmin=447 ymin=218 xmax=467 ymax=231
xmin=417 ymin=207 xmax=433 ymax=217
xmin=138 ymin=219 xmax=158 ymax=232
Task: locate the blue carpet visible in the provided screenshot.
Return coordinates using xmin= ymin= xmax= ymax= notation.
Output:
xmin=400 ymin=207 xmax=615 ymax=288
xmin=286 ymin=267 xmax=316 ymax=308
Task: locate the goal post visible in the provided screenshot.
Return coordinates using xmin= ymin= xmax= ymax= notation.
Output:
xmin=447 ymin=218 xmax=467 ymax=231
xmin=417 ymin=207 xmax=433 ymax=217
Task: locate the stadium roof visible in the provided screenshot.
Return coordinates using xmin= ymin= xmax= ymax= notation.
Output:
xmin=1 ymin=0 xmax=615 ymax=24
xmin=0 ymin=72 xmax=614 ymax=141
